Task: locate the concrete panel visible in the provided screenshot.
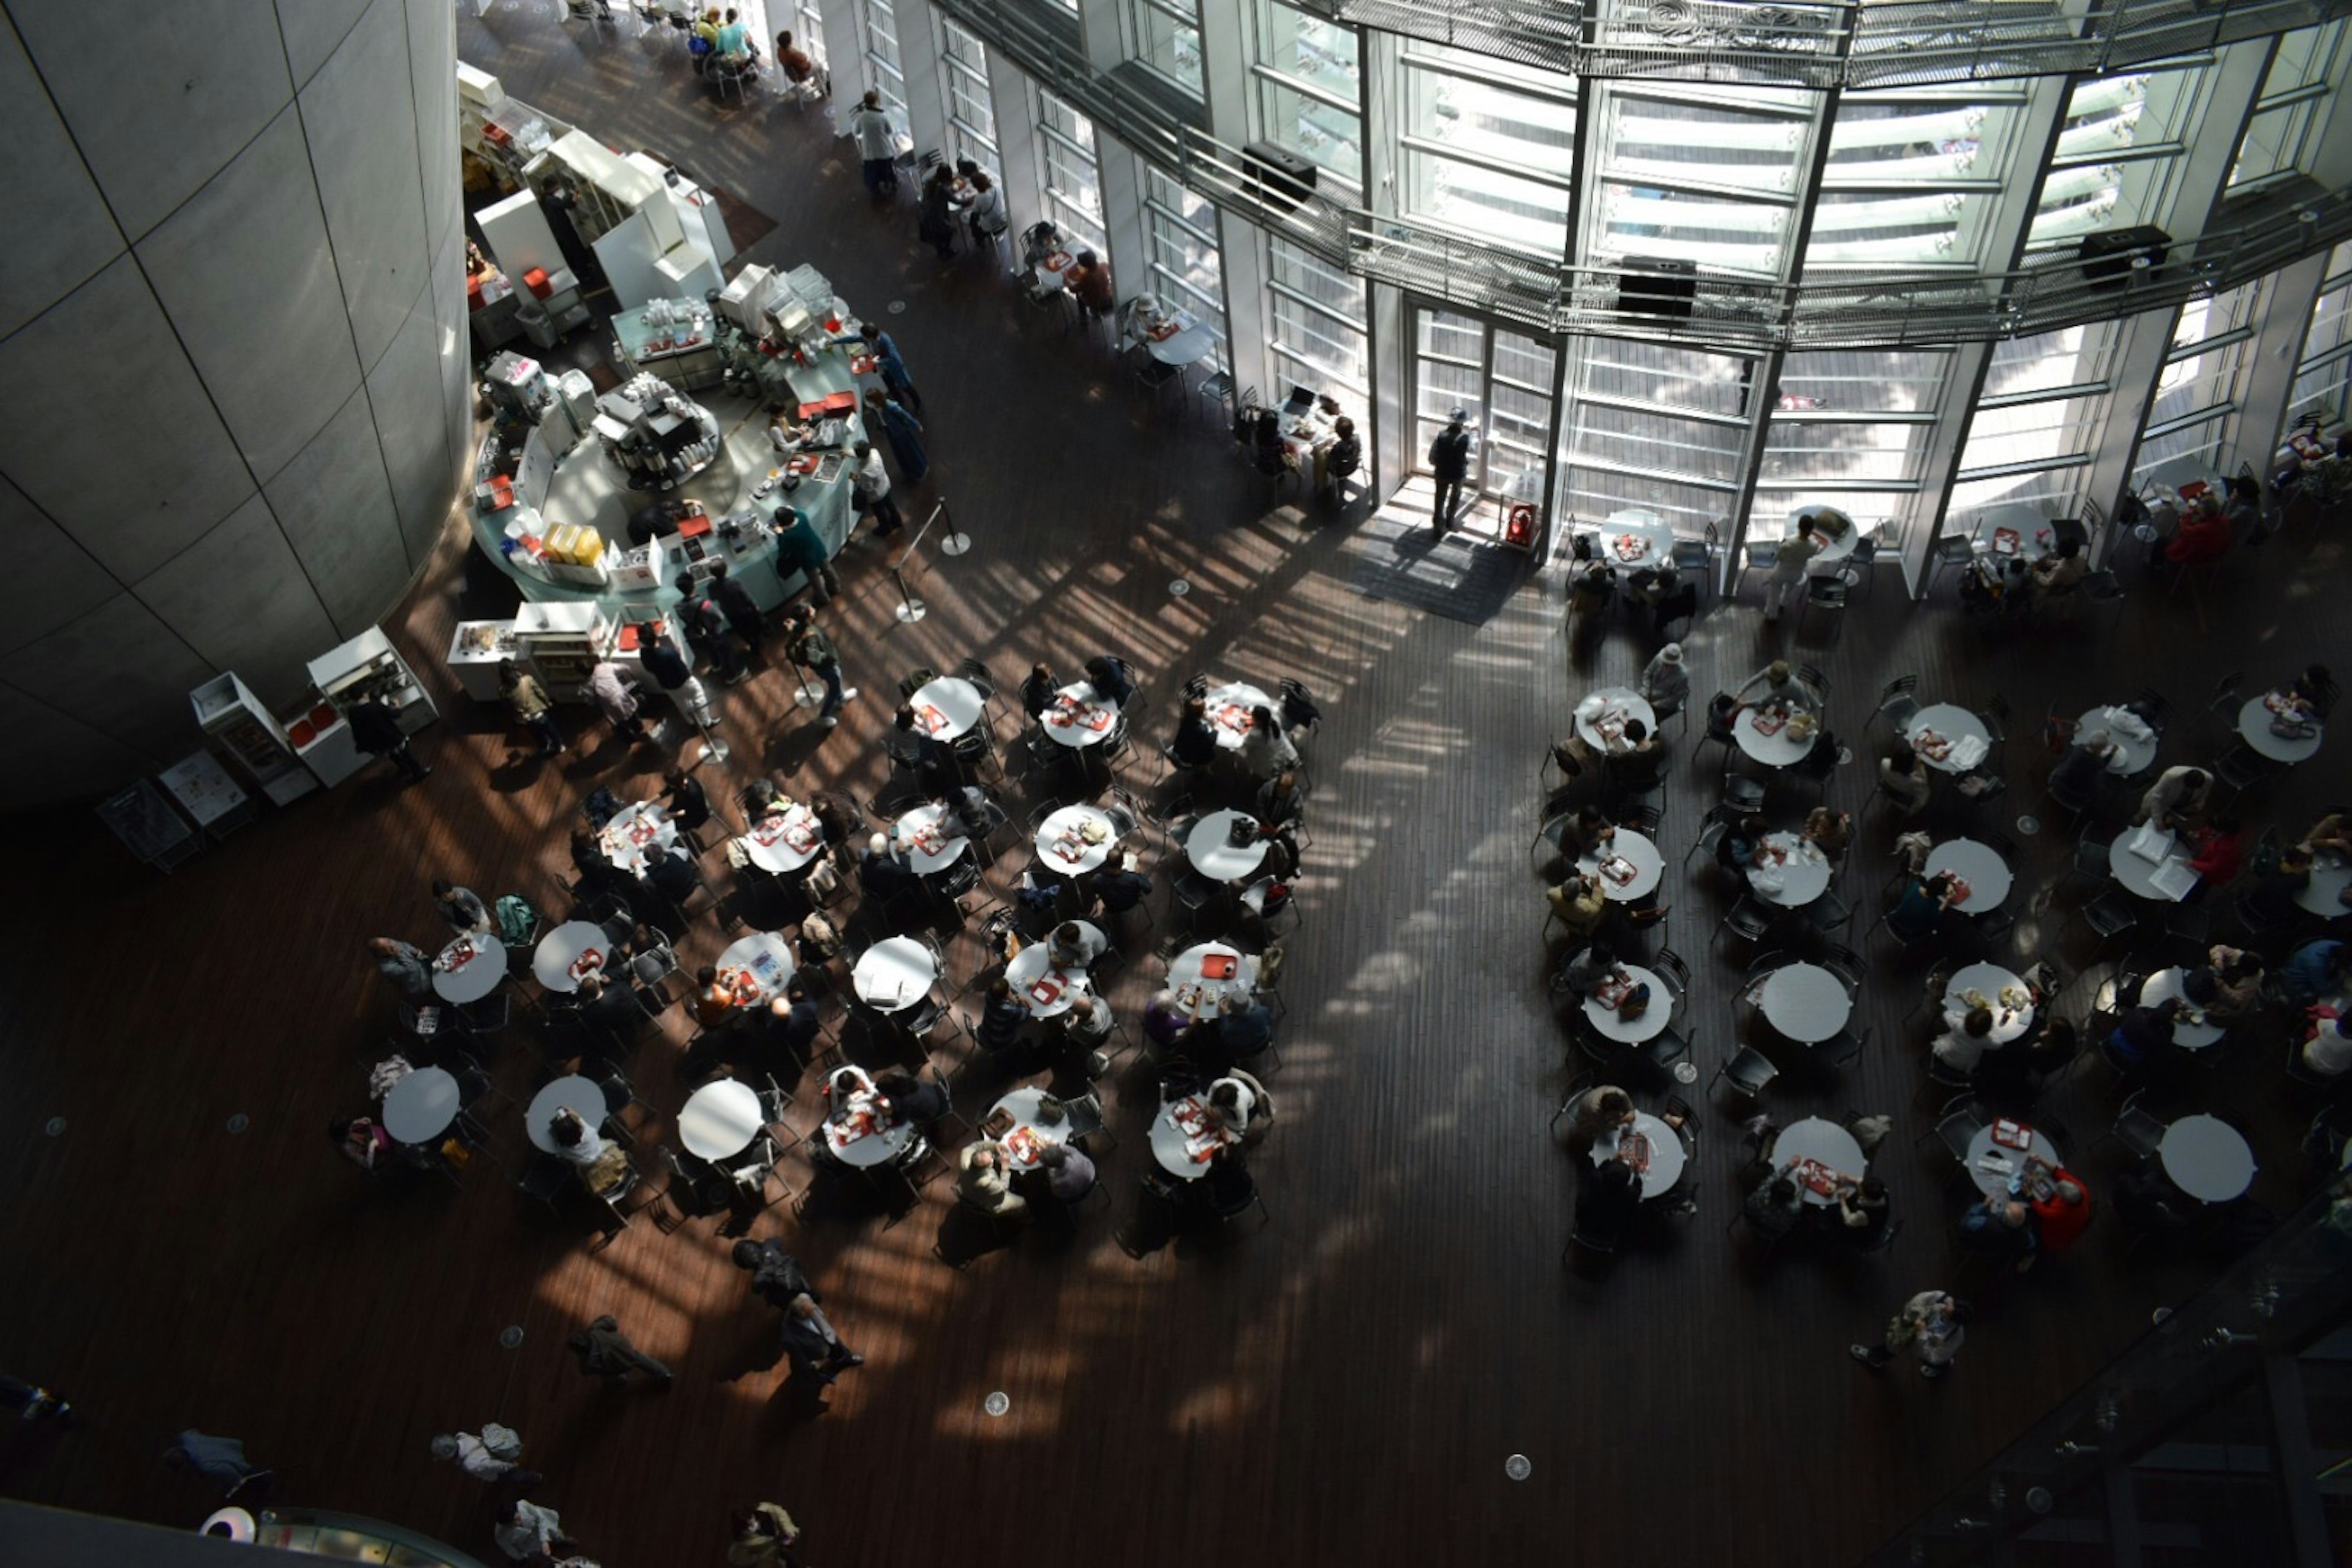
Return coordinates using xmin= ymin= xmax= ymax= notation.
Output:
xmin=276 ymin=0 xmax=373 ymax=86
xmin=0 ymin=255 xmax=256 ymax=578
xmin=137 ymin=109 xmax=363 ymax=481
xmin=131 ymin=496 xmax=339 ymax=709
xmin=408 ymin=0 xmax=462 ymax=249
xmin=301 ymin=0 xmax=428 ymax=369
xmin=0 ymin=25 xmax=125 ymax=342
xmin=0 ymin=680 xmax=159 ymax=809
xmin=8 ymin=0 xmax=293 ymax=242
xmin=264 ymin=385 xmax=410 ymax=635
xmin=0 ymin=477 xmax=122 ymax=657
xmin=368 ymin=290 xmax=456 ymax=567
xmin=6 ymin=592 xmax=217 ymax=761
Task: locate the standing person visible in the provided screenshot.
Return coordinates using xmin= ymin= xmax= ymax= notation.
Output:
xmin=635 ymin=620 xmax=714 ymax=731
xmin=431 ymin=880 xmax=492 ymax=934
xmin=1428 ymin=407 xmax=1472 ymax=535
xmin=1321 ymin=416 xmax=1362 ymax=504
xmin=165 ymin=1430 xmax=272 ymax=1500
xmin=2135 ymin=765 xmax=2211 ymax=830
xmin=860 ymin=323 xmax=924 ymax=415
xmin=1763 ymin=529 xmax=1821 ymax=624
xmin=371 ymin=937 xmax=434 ymax=1002
xmin=728 ymin=1502 xmax=804 ymax=1567
xmin=1638 ymin=642 xmax=1690 ymax=717
xmin=499 ymin=663 xmax=565 ymax=756
xmin=782 ymin=605 xmax=858 ymax=728
xmin=662 ymin=766 xmax=712 ymax=837
xmin=347 ymin=694 xmax=428 ymax=782
xmin=862 ymin=386 xmax=929 ymax=484
xmin=587 ymin=658 xmax=650 ymax=742
xmin=707 ymin=560 xmax=767 ymax=659
xmin=492 ymin=1497 xmax=582 ymax=1564
xmin=778 ymin=1291 xmax=865 ymax=1384
xmin=1852 ymin=1290 xmax=1972 ymax=1378
xmin=430 ymin=1425 xmax=543 ymax=1492
xmin=918 ymin=167 xmax=957 ymax=261
xmin=850 ymin=90 xmax=898 ymax=195
xmin=676 ymin=573 xmax=749 ymax=687
xmin=965 ymin=170 xmax=1008 ymax=252
xmin=565 ymin=1314 xmax=674 ymax=1385
xmin=771 ymin=503 xmax=839 ymax=604
xmin=851 ymin=440 xmax=904 ymax=537
xmin=0 ymin=1374 xmax=71 ymax=1423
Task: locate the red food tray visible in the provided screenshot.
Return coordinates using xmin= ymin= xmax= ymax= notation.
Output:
xmin=1201 ymin=952 xmax=1238 ymax=980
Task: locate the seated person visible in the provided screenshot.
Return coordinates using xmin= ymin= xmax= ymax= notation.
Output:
xmin=1204 ymin=992 xmax=1274 ymax=1062
xmin=1567 ymin=561 xmax=1617 ymax=619
xmin=1067 ymin=250 xmax=1114 ymax=314
xmin=626 ymin=499 xmax=696 ymax=546
xmin=2024 ymin=1161 xmax=2093 ymax=1256
xmin=1046 ymin=921 xmax=1107 ymax=969
xmin=873 ymin=1068 xmax=948 ymax=1128
xmin=573 ymin=970 xmax=643 ymax=1048
xmin=1085 ymin=861 xmax=1154 ymax=914
xmin=330 ymin=1114 xmax=394 ymax=1170
xmin=1734 ymin=659 xmax=1812 ymax=710
xmin=1559 ymin=941 xmax=1619 ymax=1001
xmin=2281 ymin=938 xmax=2350 ymax=1005
xmin=662 ymin=767 xmax=712 ymax=834
xmin=2107 ymin=997 xmax=2185 ymax=1071
xmin=1885 ymin=871 xmax=1958 ymax=945
xmin=1566 ymin=1084 xmax=1635 ymax=1148
xmin=2185 ymin=816 xmax=2244 ymax=884
xmin=2302 ymin=806 xmax=2352 ymax=856
xmin=2301 ymin=1008 xmax=2352 ymax=1077
xmin=1803 ymin=805 xmax=1852 ymax=862
xmin=1741 ymin=1167 xmax=1806 ymax=1242
xmin=1931 ymin=1004 xmax=1997 ymax=1076
xmin=2283 ymin=663 xmax=2335 ymax=720
xmin=856 ymin=833 xmax=924 ymax=903
xmin=1574 ymin=1145 xmax=1644 ymax=1247
xmin=1032 ymin=1142 xmax=1097 ymax=1202
xmin=1143 ymin=990 xmax=1194 ymax=1050
xmin=1257 ymin=769 xmax=1306 ymax=827
xmin=766 ymin=985 xmax=822 ymax=1060
xmin=976 ymin=978 xmax=1030 ymax=1054
xmin=1958 ymin=1196 xmax=2040 ymax=1268
xmin=957 ymin=1142 xmax=1028 ymax=1218
xmin=547 ymin=1105 xmax=629 ymax=1194
xmin=695 ymin=965 xmax=741 ymax=1030
xmin=1170 ymin=697 xmax=1221 ymax=767
xmin=1878 ymin=739 xmax=1934 ymax=818
xmin=2163 ymin=494 xmax=2231 ymax=566
xmin=1715 ymin=815 xmax=1768 ymax=876
xmin=1238 ymin=707 xmax=1300 ymax=782
xmin=1547 ymin=873 xmax=1608 ymax=941
xmin=776 ymin=29 xmax=815 ymax=82
xmin=2203 ymin=944 xmax=2264 ymax=1021
xmin=1083 ymin=655 xmax=1137 ymax=707
xmin=1206 ymin=1069 xmax=1271 ymax=1142
xmin=2030 ymin=538 xmax=2087 ymax=595
xmin=2048 ymin=731 xmax=2115 ymax=802
xmin=1020 ymin=663 xmax=1058 ymax=722
xmin=1556 ymin=806 xmax=1616 ymax=862
xmin=1831 ymin=1177 xmax=1891 ymax=1247
xmin=1062 ymin=992 xmax=1115 ymax=1052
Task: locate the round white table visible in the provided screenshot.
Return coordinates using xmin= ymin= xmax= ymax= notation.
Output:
xmin=1904 ymin=705 xmax=1992 ymax=774
xmin=987 ymin=1085 xmax=1075 ymax=1170
xmin=1151 ymin=1095 xmax=1234 ymax=1179
xmin=821 ymin=1096 xmax=914 ymax=1168
xmin=1575 ymin=688 xmax=1657 ymax=753
xmin=533 ymin=921 xmax=611 ymax=993
xmin=432 ymin=933 xmax=507 ymax=1005
xmin=1577 ymin=829 xmax=1663 ymax=902
xmin=908 ymin=676 xmax=986 ymax=741
xmin=2296 ymin=852 xmax=2352 ymax=917
xmin=680 ymin=1078 xmax=767 ymax=1161
xmin=1146 ymin=322 xmax=1217 ymax=367
xmin=1790 ymin=503 xmax=1861 ymax=572
xmin=1975 ymin=505 xmax=2057 ymax=562
xmin=1202 ymin=681 xmax=1275 ymax=751
xmin=715 ymin=932 xmax=797 ymax=1009
xmin=1041 ymin=682 xmax=1120 ymax=748
xmin=1167 ymin=941 xmax=1256 ymax=1019
xmin=1007 ymin=929 xmax=1102 ymax=1019
xmin=2239 ymin=696 xmax=2323 ymax=764
xmin=1188 ymin=810 xmax=1270 ymax=881
xmin=1945 ymin=962 xmax=2037 ymax=1046
xmin=1589 ymin=512 xmax=1675 ymax=571
xmin=1745 ymin=833 xmax=1831 ymax=908
xmin=1035 ymin=804 xmax=1118 ymax=876
xmin=2143 ymin=456 xmax=2226 ymax=501
xmin=1755 ymin=963 xmax=1852 ymax=1044
xmin=1962 ymin=1120 xmax=2060 ymax=1197
xmin=2076 ymin=706 xmax=2158 ymax=776
xmin=1734 ymin=706 xmax=1821 ymax=766
xmin=1925 ymin=838 xmax=2013 ymax=913
xmin=382 ymin=1065 xmax=461 ymax=1145
xmin=853 ymin=936 xmax=937 ymax=1012
xmin=598 ymin=801 xmax=677 ymax=877
xmin=891 ymin=803 xmax=970 ymax=875
xmin=526 ymin=1074 xmax=606 ymax=1153
xmin=2158 ymin=1114 xmax=2256 ymax=1203
xmin=2139 ymin=967 xmax=2228 ymax=1050
xmin=2108 ymin=832 xmax=2196 ymax=903
xmin=1582 ymin=963 xmax=1669 ymax=1043
xmin=1592 ymin=1112 xmax=1687 ymax=1199
xmin=1772 ymin=1117 xmax=1867 ymax=1207
xmin=742 ymin=805 xmax=824 ymax=873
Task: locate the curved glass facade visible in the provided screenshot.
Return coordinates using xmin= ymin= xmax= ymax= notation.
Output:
xmin=821 ymin=0 xmax=2352 ymax=587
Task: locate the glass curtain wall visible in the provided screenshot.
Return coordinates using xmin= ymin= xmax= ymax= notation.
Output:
xmin=1397 ymin=43 xmax=1577 ymax=260
xmin=940 ymin=19 xmax=999 ymax=175
xmin=1561 ymin=341 xmax=1752 ymax=533
xmin=1251 ymin=0 xmax=1363 ymax=194
xmin=2230 ymin=22 xmax=2348 ymax=191
xmin=1144 ymin=170 xmax=1231 ymax=368
xmin=1036 ymin=90 xmax=1109 ymax=257
xmin=1581 ymin=81 xmax=1816 ymax=279
xmin=1754 ymin=350 xmax=1953 ymax=546
xmin=1805 ymin=86 xmax=2026 ymax=273
xmin=1126 ymin=0 xmax=1203 ymax=96
xmin=2029 ymin=60 xmax=2212 ymax=253
xmin=793 ymin=0 xmax=827 ymax=66
xmin=862 ymin=0 xmax=908 ymax=115
xmin=1267 ymin=238 xmax=1369 ymax=401
xmin=1948 ymin=324 xmax=2124 ymax=521
xmin=2288 ymin=242 xmax=2352 ymax=428
xmin=2133 ymin=279 xmax=2269 ymax=480
xmin=1411 ymin=309 xmax=1555 ymax=514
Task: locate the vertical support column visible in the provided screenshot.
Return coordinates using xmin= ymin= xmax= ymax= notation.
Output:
xmin=891 ymin=0 xmax=954 ymax=170
xmin=1366 ymin=279 xmax=1408 ymax=504
xmin=2232 ymin=249 xmax=2329 ymax=464
xmin=819 ymin=0 xmax=867 ymax=125
xmin=1094 ymin=138 xmax=1155 ymax=318
xmin=982 ymin=45 xmax=1046 ymax=237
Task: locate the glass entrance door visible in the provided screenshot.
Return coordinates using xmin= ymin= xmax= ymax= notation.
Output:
xmin=1410 ymin=306 xmax=1556 ymax=538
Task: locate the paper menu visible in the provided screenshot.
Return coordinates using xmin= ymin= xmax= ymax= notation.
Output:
xmin=2126 ymin=821 xmax=2174 ymax=863
xmin=2148 ymin=858 xmax=2201 ymax=902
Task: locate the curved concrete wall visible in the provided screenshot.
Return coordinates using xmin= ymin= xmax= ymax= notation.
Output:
xmin=0 ymin=0 xmax=468 ymax=809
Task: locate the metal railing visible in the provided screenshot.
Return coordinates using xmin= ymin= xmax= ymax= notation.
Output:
xmin=937 ymin=0 xmax=2352 ymax=347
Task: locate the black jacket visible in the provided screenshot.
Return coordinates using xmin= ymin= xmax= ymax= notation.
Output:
xmin=639 ymin=639 xmax=692 ymax=691
xmin=736 ymin=1239 xmax=815 ymax=1310
xmin=1429 ymin=426 xmax=1471 ymax=481
xmin=347 ymin=699 xmax=405 ymax=754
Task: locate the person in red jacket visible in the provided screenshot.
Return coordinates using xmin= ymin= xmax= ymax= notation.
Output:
xmin=2165 ymin=497 xmax=2233 ymax=565
xmin=2185 ymin=815 xmax=2244 ymax=884
xmin=2025 ymin=1159 xmax=2094 ymax=1259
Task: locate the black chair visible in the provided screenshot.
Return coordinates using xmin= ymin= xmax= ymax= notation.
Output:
xmin=1710 ymin=1046 xmax=1780 ymax=1102
xmin=1550 ymin=1067 xmax=1600 ymax=1136
xmin=1722 ymin=775 xmax=1767 ymax=815
xmin=1872 ymin=676 xmax=1921 ymax=736
xmin=1813 ymin=1025 xmax=1867 ymax=1072
xmin=2075 ymin=891 xmax=2141 ymax=948
xmin=1717 ymin=895 xmax=1778 ymax=946
xmin=1920 ymin=1095 xmax=1985 ymax=1163
xmin=2110 ymin=1090 xmax=2168 ymax=1160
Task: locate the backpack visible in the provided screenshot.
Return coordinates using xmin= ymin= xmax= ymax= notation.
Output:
xmin=494 ymin=894 xmax=540 ymax=947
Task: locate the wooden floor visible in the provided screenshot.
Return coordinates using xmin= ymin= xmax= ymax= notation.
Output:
xmin=5 ymin=12 xmax=2351 ymax=1566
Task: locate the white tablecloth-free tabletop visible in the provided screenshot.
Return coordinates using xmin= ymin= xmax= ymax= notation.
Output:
xmin=1789 ymin=504 xmax=1861 ymax=571
xmin=1575 ymin=688 xmax=1657 ymax=753
xmin=1976 ymin=505 xmax=2058 ymax=562
xmin=1926 ymin=838 xmax=2013 ymax=913
xmin=1147 ymin=322 xmax=1217 ymax=367
xmin=1905 ymin=704 xmax=1992 ymax=774
xmin=2108 ymin=831 xmax=2198 ymax=903
xmin=1746 ymin=833 xmax=1831 ymax=908
xmin=526 ymin=1074 xmax=606 ymax=1154
xmin=1006 ymin=931 xmax=1101 ymax=1019
xmin=1203 ymin=682 xmax=1274 ymax=751
xmin=2077 ymin=706 xmax=2158 ymax=776
xmin=1945 ymin=962 xmax=2037 ymax=1047
xmin=680 ymin=1078 xmax=767 ymax=1161
xmin=715 ymin=932 xmax=797 ymax=1008
xmin=1735 ymin=706 xmax=1821 ymax=766
xmin=891 ymin=803 xmax=970 ymax=876
xmin=2239 ymin=696 xmax=2324 ymax=764
xmin=742 ymin=805 xmax=824 ymax=873
xmin=1583 ymin=963 xmax=1669 ymax=1043
xmin=1151 ymin=1095 xmax=1237 ymax=1179
xmin=1588 ymin=513 xmax=1675 ymax=571
xmin=1773 ymin=1117 xmax=1867 ymax=1207
xmin=1963 ymin=1120 xmax=2062 ymax=1197
xmin=1755 ymin=962 xmax=1852 ymax=1044
xmin=2139 ymin=967 xmax=2228 ymax=1050
xmin=1167 ymin=941 xmax=1257 ymax=1019
xmin=2159 ymin=1114 xmax=2256 ymax=1202
xmin=533 ymin=921 xmax=611 ymax=993
xmin=1035 ymin=805 xmax=1118 ymax=876
xmin=1041 ymin=683 xmax=1120 ymax=748
xmin=1578 ymin=829 xmax=1664 ymax=903
xmin=1593 ymin=1112 xmax=1688 ymax=1199
xmin=908 ymin=677 xmax=986 ymax=741
xmin=2297 ymin=852 xmax=2352 ymax=917
xmin=598 ymin=801 xmax=677 ymax=878
xmin=432 ymin=933 xmax=507 ymax=1004
xmin=853 ymin=936 xmax=937 ymax=1012
xmin=987 ymin=1085 xmax=1076 ymax=1169
xmin=1188 ymin=810 xmax=1271 ymax=881
xmin=382 ymin=1066 xmax=461 ymax=1145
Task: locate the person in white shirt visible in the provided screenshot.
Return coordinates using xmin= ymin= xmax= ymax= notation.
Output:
xmin=431 ymin=1425 xmax=538 ymax=1488
xmin=1763 ymin=532 xmax=1822 ymax=622
xmin=493 ymin=1497 xmax=571 ymax=1562
xmin=1638 ymin=642 xmax=1690 ymax=716
xmin=1046 ymin=921 xmax=1106 ymax=968
xmin=1207 ymin=1069 xmax=1271 ymax=1142
xmin=546 ymin=1106 xmax=606 ymax=1168
xmin=2303 ymin=1012 xmax=2352 ymax=1077
xmin=851 ymin=440 xmax=903 ymax=536
xmin=1238 ymin=706 xmax=1300 ymax=781
xmin=965 ymin=170 xmax=1008 ymax=241
xmin=849 ymin=91 xmax=899 ymax=195
xmin=1931 ymin=1005 xmax=1996 ymax=1075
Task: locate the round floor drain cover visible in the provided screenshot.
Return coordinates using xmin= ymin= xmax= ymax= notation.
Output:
xmin=44 ymin=1117 xmax=65 ymax=1137
xmin=1836 ymin=746 xmax=1853 ymax=765
xmin=226 ymin=1114 xmax=251 ymax=1134
xmin=888 ymin=300 xmax=907 ymax=314
xmin=984 ymin=1391 xmax=1010 ymax=1417
xmin=1169 ymin=579 xmax=1190 ymax=597
xmin=1505 ymin=1454 xmax=1531 ymax=1480
xmin=500 ymin=1326 xmax=526 ymax=1350
xmin=2015 ymin=814 xmax=2041 ymax=837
